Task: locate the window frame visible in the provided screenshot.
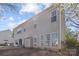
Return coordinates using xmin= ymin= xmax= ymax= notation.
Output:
xmin=34 ymin=23 xmax=37 ymax=29
xmin=51 ymin=32 xmax=58 ymax=46
xmin=50 ymin=9 xmax=57 ymax=23
xmin=39 ymin=34 xmax=44 ymax=47
xmin=17 ymin=28 xmax=26 ymax=34
xmin=45 ymin=33 xmax=51 ymax=46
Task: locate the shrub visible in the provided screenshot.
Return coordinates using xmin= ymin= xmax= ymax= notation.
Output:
xmin=65 ymin=38 xmax=77 ymax=48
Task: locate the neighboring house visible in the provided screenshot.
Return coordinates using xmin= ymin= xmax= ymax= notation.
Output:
xmin=0 ymin=30 xmax=14 ymax=46
xmin=13 ymin=4 xmax=65 ymax=49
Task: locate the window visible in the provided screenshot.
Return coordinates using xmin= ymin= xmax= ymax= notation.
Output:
xmin=17 ymin=30 xmax=22 ymax=34
xmin=40 ymin=35 xmax=44 ymax=46
xmin=33 ymin=37 xmax=37 ymax=42
xmin=51 ymin=32 xmax=58 ymax=46
xmin=17 ymin=28 xmax=26 ymax=34
xmin=46 ymin=34 xmax=50 ymax=46
xmin=40 ymin=35 xmax=44 ymax=40
xmin=51 ymin=16 xmax=56 ymax=22
xmin=34 ymin=24 xmax=37 ymax=28
xmin=51 ymin=9 xmax=57 ymax=23
xmin=17 ymin=28 xmax=22 ymax=34
xmin=46 ymin=34 xmax=50 ymax=40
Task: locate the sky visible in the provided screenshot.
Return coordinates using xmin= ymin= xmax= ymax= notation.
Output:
xmin=0 ymin=3 xmax=78 ymax=32
xmin=0 ymin=3 xmax=52 ymax=31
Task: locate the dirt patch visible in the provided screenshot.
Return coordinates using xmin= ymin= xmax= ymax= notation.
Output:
xmin=0 ymin=48 xmax=77 ymax=56
xmin=0 ymin=48 xmax=62 ymax=56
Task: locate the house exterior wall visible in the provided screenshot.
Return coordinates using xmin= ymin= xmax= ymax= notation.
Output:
xmin=0 ymin=30 xmax=13 ymax=45
xmin=13 ymin=20 xmax=33 ymax=47
xmin=13 ymin=4 xmax=65 ymax=49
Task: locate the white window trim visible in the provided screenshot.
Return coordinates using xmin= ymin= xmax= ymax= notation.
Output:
xmin=50 ymin=8 xmax=59 ymax=23
xmin=51 ymin=32 xmax=59 ymax=46
xmin=50 ymin=8 xmax=58 ymax=17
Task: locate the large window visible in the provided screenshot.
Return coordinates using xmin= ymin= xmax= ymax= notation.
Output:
xmin=51 ymin=9 xmax=57 ymax=23
xmin=51 ymin=32 xmax=58 ymax=46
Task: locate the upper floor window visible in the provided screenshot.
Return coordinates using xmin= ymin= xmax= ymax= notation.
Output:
xmin=51 ymin=9 xmax=57 ymax=23
xmin=17 ymin=30 xmax=22 ymax=34
xmin=17 ymin=28 xmax=26 ymax=34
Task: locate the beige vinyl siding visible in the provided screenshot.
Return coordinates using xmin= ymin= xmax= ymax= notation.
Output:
xmin=13 ymin=4 xmax=65 ymax=49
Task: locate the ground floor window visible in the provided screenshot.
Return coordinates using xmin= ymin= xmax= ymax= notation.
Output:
xmin=40 ymin=35 xmax=44 ymax=46
xmin=31 ymin=33 xmax=58 ymax=48
xmin=33 ymin=37 xmax=37 ymax=42
xmin=46 ymin=34 xmax=51 ymax=47
xmin=51 ymin=32 xmax=58 ymax=46
xmin=33 ymin=36 xmax=37 ymax=47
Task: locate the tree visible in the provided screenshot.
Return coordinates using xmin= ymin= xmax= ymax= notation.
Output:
xmin=55 ymin=3 xmax=79 ymax=30
xmin=65 ymin=26 xmax=77 ymax=48
xmin=64 ymin=3 xmax=79 ymax=29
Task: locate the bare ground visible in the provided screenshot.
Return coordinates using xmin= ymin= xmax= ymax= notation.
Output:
xmin=0 ymin=48 xmax=62 ymax=56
